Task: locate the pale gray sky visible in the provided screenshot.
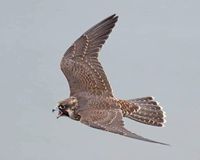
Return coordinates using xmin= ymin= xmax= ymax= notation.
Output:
xmin=0 ymin=0 xmax=200 ymax=160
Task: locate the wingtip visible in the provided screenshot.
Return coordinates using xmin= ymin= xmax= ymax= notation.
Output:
xmin=110 ymin=13 xmax=118 ymax=17
xmin=107 ymin=14 xmax=119 ymax=21
xmin=114 ymin=14 xmax=119 ymax=20
xmin=158 ymin=141 xmax=171 ymax=146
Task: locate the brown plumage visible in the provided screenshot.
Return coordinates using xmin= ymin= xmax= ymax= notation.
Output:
xmin=53 ymin=14 xmax=168 ymax=145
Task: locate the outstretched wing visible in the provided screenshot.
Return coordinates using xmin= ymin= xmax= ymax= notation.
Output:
xmin=60 ymin=14 xmax=118 ymax=96
xmin=79 ymin=107 xmax=168 ymax=145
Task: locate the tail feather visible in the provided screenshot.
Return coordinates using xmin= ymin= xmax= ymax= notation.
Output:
xmin=127 ymin=97 xmax=166 ymax=127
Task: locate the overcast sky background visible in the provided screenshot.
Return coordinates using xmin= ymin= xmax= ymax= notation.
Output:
xmin=1 ymin=0 xmax=200 ymax=160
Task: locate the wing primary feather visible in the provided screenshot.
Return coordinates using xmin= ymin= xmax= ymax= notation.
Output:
xmin=121 ymin=129 xmax=169 ymax=145
xmin=85 ymin=14 xmax=118 ymax=36
xmin=60 ymin=14 xmax=118 ymax=96
xmin=79 ymin=108 xmax=169 ymax=145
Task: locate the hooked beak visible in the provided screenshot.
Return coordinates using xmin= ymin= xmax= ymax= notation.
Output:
xmin=52 ymin=107 xmax=63 ymax=119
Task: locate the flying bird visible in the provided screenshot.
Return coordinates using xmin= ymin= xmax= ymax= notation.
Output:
xmin=53 ymin=14 xmax=168 ymax=145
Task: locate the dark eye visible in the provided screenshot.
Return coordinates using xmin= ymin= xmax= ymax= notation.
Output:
xmin=58 ymin=105 xmax=65 ymax=110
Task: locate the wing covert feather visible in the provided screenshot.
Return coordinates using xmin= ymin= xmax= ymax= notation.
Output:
xmin=60 ymin=14 xmax=118 ymax=96
xmin=79 ymin=108 xmax=168 ymax=145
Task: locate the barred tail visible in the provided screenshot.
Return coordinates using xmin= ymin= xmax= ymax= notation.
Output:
xmin=127 ymin=97 xmax=166 ymax=127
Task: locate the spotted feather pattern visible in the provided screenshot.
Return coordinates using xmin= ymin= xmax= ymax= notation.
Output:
xmin=60 ymin=15 xmax=118 ymax=96
xmin=127 ymin=97 xmax=166 ymax=127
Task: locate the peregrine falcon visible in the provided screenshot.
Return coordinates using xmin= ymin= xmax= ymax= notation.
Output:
xmin=53 ymin=14 xmax=168 ymax=145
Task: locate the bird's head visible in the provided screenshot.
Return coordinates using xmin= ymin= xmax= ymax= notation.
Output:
xmin=52 ymin=97 xmax=78 ymax=119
